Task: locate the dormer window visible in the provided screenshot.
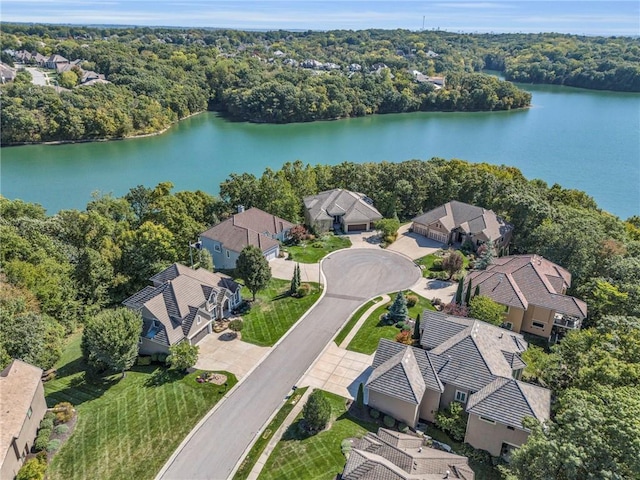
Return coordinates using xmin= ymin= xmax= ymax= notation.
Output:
xmin=197 ymin=315 xmax=202 ymax=325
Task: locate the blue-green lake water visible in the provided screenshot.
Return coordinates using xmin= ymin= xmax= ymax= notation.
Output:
xmin=1 ymin=83 xmax=639 ymax=218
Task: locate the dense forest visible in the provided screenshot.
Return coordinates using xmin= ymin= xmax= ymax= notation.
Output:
xmin=2 ymin=24 xmax=638 ymax=144
xmin=1 ymin=157 xmax=639 ymax=477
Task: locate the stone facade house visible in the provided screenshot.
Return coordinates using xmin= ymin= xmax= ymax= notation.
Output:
xmin=342 ymin=428 xmax=474 ymax=480
xmin=200 ymin=207 xmax=295 ymax=270
xmin=303 ymin=189 xmax=383 ymax=233
xmin=0 ymin=360 xmax=47 ymax=480
xmin=411 ymin=201 xmax=512 ymax=252
xmin=365 ymin=311 xmax=551 ymax=458
xmin=466 ymin=254 xmax=587 ymax=340
xmin=123 ymin=263 xmax=241 ymax=355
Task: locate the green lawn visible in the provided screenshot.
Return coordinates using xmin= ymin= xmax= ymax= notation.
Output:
xmin=234 ymin=386 xmax=309 ymax=480
xmin=45 ymin=333 xmax=237 ymax=480
xmin=285 ymin=234 xmax=351 ymax=263
xmin=333 ymin=297 xmax=382 ymax=347
xmin=416 ymin=251 xmax=471 ymax=279
xmin=240 ymin=278 xmax=321 ymax=346
xmin=258 ymin=391 xmax=377 ymax=480
xmin=346 ymin=292 xmax=436 ymax=355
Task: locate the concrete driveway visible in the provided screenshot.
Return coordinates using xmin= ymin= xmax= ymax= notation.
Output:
xmin=195 ymin=331 xmax=270 ymax=379
xmin=269 ymin=257 xmax=320 ymax=283
xmin=157 ymin=249 xmax=420 ymax=480
xmin=387 ymin=224 xmax=444 ymax=260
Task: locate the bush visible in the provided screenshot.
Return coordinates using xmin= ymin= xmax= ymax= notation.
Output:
xmin=341 ymin=439 xmax=352 ymax=455
xmin=158 ymin=353 xmax=169 ymax=364
xmin=383 ymin=415 xmax=396 ymax=428
xmin=16 ymin=457 xmax=46 ymax=480
xmin=137 ymin=356 xmax=152 ymax=366
xmin=432 ymin=258 xmax=443 ymax=271
xmin=151 ymin=353 xmax=159 ymax=362
xmin=33 ymin=428 xmax=51 ymax=452
xmin=435 ymin=402 xmax=468 ymax=442
xmin=54 ymin=424 xmax=69 ymax=435
xmin=229 ymin=319 xmax=244 ymax=333
xmin=297 ymin=283 xmax=311 ymax=297
xmin=369 ymin=408 xmax=381 ymax=419
xmin=396 ymin=322 xmax=405 ymax=329
xmin=302 ymin=390 xmax=331 ymax=433
xmin=53 ymin=402 xmax=74 ymax=424
xmin=398 ymin=422 xmax=409 ymax=433
xmin=312 ymin=242 xmax=323 ymax=248
xmin=40 ymin=413 xmax=55 ymax=431
xmin=46 ymin=438 xmax=61 ymax=453
xmin=406 ymin=294 xmax=418 ymax=308
xmin=395 ymin=330 xmax=413 ymax=345
xmin=383 ymin=234 xmax=397 ymax=245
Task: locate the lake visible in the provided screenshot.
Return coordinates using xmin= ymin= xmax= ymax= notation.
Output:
xmin=1 ymin=83 xmax=639 ymax=218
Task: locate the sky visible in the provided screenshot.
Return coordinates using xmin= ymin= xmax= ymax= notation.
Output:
xmin=1 ymin=1 xmax=639 ymax=36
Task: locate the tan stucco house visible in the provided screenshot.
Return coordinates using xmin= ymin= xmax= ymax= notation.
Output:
xmin=342 ymin=428 xmax=475 ymax=480
xmin=365 ymin=311 xmax=551 ymax=459
xmin=123 ymin=263 xmax=241 ymax=355
xmin=0 ymin=360 xmax=47 ymax=480
xmin=303 ymin=189 xmax=383 ymax=233
xmin=411 ymin=201 xmax=512 ymax=252
xmin=465 ymin=254 xmax=587 ymax=340
xmin=200 ymin=206 xmax=296 ymax=270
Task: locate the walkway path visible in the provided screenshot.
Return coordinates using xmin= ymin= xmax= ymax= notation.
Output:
xmin=338 ymin=294 xmax=390 ymax=349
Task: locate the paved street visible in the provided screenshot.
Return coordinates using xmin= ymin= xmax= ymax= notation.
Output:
xmin=25 ymin=67 xmax=49 ymax=86
xmin=157 ymin=249 xmax=420 ymax=480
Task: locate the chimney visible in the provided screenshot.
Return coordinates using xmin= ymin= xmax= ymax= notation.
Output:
xmin=237 ymin=205 xmax=245 ymax=213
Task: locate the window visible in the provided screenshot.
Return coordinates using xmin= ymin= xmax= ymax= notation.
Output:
xmin=503 ymin=321 xmax=513 ymax=330
xmin=532 ymin=321 xmax=545 ymax=329
xmin=226 ymin=250 xmax=230 ymax=258
xmin=479 ymin=416 xmax=496 ymax=424
xmin=27 ymin=407 xmax=32 ymax=419
xmin=214 ymin=244 xmax=221 ymax=252
xmin=197 ymin=315 xmax=202 ymax=325
xmin=454 ymin=390 xmax=467 ymax=403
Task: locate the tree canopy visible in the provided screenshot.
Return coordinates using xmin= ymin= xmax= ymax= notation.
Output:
xmin=236 ymin=245 xmax=272 ymax=301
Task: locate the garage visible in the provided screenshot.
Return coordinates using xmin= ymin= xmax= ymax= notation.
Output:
xmin=190 ymin=326 xmax=210 ymax=345
xmin=264 ymin=248 xmax=278 ymax=261
xmin=347 ymin=223 xmax=368 ymax=232
xmin=427 ymin=229 xmax=448 ymax=243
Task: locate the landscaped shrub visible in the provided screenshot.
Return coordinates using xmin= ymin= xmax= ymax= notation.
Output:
xmin=53 ymin=402 xmax=74 ymax=424
xmin=302 ymin=390 xmax=331 ymax=433
xmin=383 ymin=234 xmax=396 ymax=245
xmin=395 ymin=330 xmax=413 ymax=345
xmin=54 ymin=424 xmax=69 ymax=435
xmin=432 ymin=258 xmax=443 ymax=271
xmin=369 ymin=408 xmax=380 ymax=419
xmin=398 ymin=422 xmax=409 ymax=433
xmin=297 ymin=283 xmax=311 ymax=297
xmin=46 ymin=438 xmax=61 ymax=453
xmin=341 ymin=439 xmax=352 ymax=455
xmin=40 ymin=413 xmax=55 ymax=430
xmin=435 ymin=402 xmax=468 ymax=442
xmin=33 ymin=428 xmax=52 ymax=452
xmin=406 ymin=294 xmax=418 ymax=308
xmin=151 ymin=353 xmax=159 ymax=362
xmin=396 ymin=321 xmax=405 ymax=329
xmin=229 ymin=319 xmax=244 ymax=336
xmin=158 ymin=353 xmax=169 ymax=364
xmin=383 ymin=415 xmax=396 ymax=428
xmin=16 ymin=457 xmax=46 ymax=480
xmin=137 ymin=356 xmax=152 ymax=366
xmin=312 ymin=242 xmax=323 ymax=248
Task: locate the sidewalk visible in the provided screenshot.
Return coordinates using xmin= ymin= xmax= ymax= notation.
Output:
xmin=339 ymin=294 xmax=390 ymax=348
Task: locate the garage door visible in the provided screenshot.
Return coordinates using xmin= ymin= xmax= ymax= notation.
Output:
xmin=264 ymin=250 xmax=278 ymax=261
xmin=190 ymin=326 xmax=210 ymax=345
xmin=347 ymin=223 xmax=367 ymax=231
xmin=427 ymin=229 xmax=447 ymax=243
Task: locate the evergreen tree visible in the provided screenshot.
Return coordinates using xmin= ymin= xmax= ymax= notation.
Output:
xmin=388 ymin=291 xmax=409 ymax=323
xmin=474 ymin=285 xmax=480 ymax=298
xmin=413 ymin=313 xmax=421 ymax=340
xmin=356 ymin=383 xmax=365 ymax=409
xmin=303 ymin=390 xmax=331 ymax=433
xmin=455 ymin=277 xmax=464 ymax=305
xmin=236 ymin=245 xmax=272 ymax=301
xmin=295 ymin=263 xmax=301 ymax=288
xmin=464 ymin=278 xmax=473 ymax=306
xmin=476 ymin=239 xmax=495 ymax=270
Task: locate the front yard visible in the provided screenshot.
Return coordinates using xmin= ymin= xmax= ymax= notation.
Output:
xmin=346 ymin=292 xmax=436 ymax=355
xmin=240 ymin=278 xmax=321 ymax=346
xmin=416 ymin=249 xmax=471 ymax=279
xmin=44 ymin=333 xmax=236 ymax=480
xmin=284 ymin=234 xmax=352 ymax=263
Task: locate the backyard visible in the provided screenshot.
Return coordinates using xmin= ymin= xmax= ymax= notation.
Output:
xmin=240 ymin=278 xmax=321 ymax=346
xmin=346 ymin=292 xmax=436 ymax=355
xmin=284 ymin=234 xmax=351 ymax=263
xmin=44 ymin=333 xmax=236 ymax=480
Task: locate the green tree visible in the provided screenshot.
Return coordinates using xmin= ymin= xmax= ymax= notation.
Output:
xmin=455 ymin=277 xmax=464 ymax=305
xmin=302 ymin=390 xmax=331 ymax=433
xmin=469 ymin=295 xmax=505 ymax=326
xmin=236 ymin=245 xmax=272 ymax=301
xmin=374 ymin=218 xmax=400 ymax=238
xmin=388 ymin=291 xmax=409 ymax=323
xmin=475 ymin=239 xmax=494 ymax=270
xmin=167 ymin=341 xmax=199 ymax=372
xmin=228 ymin=319 xmax=244 ymax=338
xmin=413 ymin=313 xmax=421 ymax=340
xmin=290 ymin=264 xmax=301 ymax=295
xmin=356 ymin=383 xmax=364 ymax=409
xmin=464 ymin=277 xmax=473 ymax=306
xmin=59 ymin=70 xmax=78 ymax=89
xmin=81 ymin=308 xmax=143 ymax=377
xmin=16 ymin=457 xmax=47 ymax=480
xmin=442 ymin=250 xmax=464 ymax=279
xmin=434 ymin=402 xmax=468 ymax=442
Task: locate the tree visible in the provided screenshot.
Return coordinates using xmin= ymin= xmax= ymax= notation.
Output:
xmin=475 ymin=239 xmax=495 ymax=270
xmin=199 ymin=248 xmax=215 ymax=272
xmin=356 ymin=383 xmax=364 ymax=409
xmin=290 ymin=263 xmax=301 ymax=295
xmin=469 ymin=295 xmax=505 ymax=326
xmin=288 ymin=225 xmax=308 ymax=245
xmin=374 ymin=218 xmax=400 ymax=238
xmin=59 ymin=70 xmax=78 ymax=89
xmin=464 ymin=277 xmax=473 ymax=306
xmin=435 ymin=402 xmax=468 ymax=442
xmin=167 ymin=341 xmax=199 ymax=372
xmin=236 ymin=245 xmax=272 ymax=301
xmin=81 ymin=308 xmax=143 ymax=377
xmin=455 ymin=277 xmax=464 ymax=305
xmin=413 ymin=313 xmax=421 ymax=340
xmin=388 ymin=291 xmax=409 ymax=323
xmin=302 ymin=390 xmax=331 ymax=433
xmin=442 ymin=250 xmax=464 ymax=279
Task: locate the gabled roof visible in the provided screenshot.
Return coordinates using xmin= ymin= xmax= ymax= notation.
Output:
xmin=200 ymin=207 xmax=294 ymax=254
xmin=466 ymin=377 xmax=551 ymax=429
xmin=466 ymin=254 xmax=587 ymax=318
xmin=0 ymin=360 xmax=43 ymax=463
xmin=412 ymin=201 xmax=512 ymax=242
xmin=304 ymin=189 xmax=383 ymax=224
xmin=343 ymin=428 xmax=474 ymax=480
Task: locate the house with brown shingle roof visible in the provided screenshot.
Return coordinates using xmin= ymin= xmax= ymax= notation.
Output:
xmin=0 ymin=360 xmax=47 ymax=480
xmin=465 ymin=254 xmax=587 ymax=340
xmin=200 ymin=206 xmax=296 ymax=269
xmin=365 ymin=311 xmax=551 ymax=458
xmin=342 ymin=428 xmax=474 ymax=479
xmin=303 ymin=189 xmax=383 ymax=233
xmin=411 ymin=201 xmax=512 ymax=252
xmin=122 ymin=263 xmax=241 ymax=354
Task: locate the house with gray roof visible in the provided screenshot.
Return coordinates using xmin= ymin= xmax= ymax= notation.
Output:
xmin=465 ymin=254 xmax=587 ymax=340
xmin=200 ymin=206 xmax=296 ymax=269
xmin=342 ymin=428 xmax=474 ymax=480
xmin=411 ymin=201 xmax=512 ymax=252
xmin=365 ymin=311 xmax=550 ymax=458
xmin=303 ymin=189 xmax=383 ymax=233
xmin=122 ymin=263 xmax=241 ymax=354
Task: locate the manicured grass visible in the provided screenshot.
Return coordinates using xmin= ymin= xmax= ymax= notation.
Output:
xmin=258 ymin=391 xmax=377 ymax=480
xmin=346 ymin=292 xmax=435 ymax=355
xmin=240 ymin=278 xmax=321 ymax=347
xmin=416 ymin=251 xmax=471 ymax=278
xmin=44 ymin=334 xmax=237 ymax=480
xmin=234 ymin=386 xmax=309 ymax=480
xmin=285 ymin=234 xmax=351 ymax=263
xmin=333 ymin=296 xmax=382 ymax=347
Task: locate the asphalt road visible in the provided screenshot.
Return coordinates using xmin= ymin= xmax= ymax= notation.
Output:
xmin=25 ymin=67 xmax=49 ymax=86
xmin=157 ymin=249 xmax=420 ymax=480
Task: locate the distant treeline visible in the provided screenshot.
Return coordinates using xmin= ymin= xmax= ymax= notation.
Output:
xmin=1 ymin=25 xmax=638 ymax=144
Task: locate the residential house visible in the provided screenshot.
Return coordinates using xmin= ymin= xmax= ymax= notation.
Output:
xmin=342 ymin=428 xmax=474 ymax=480
xmin=365 ymin=311 xmax=551 ymax=458
xmin=465 ymin=254 xmax=587 ymax=340
xmin=0 ymin=360 xmax=47 ymax=480
xmin=303 ymin=189 xmax=383 ymax=233
xmin=200 ymin=206 xmax=296 ymax=270
xmin=123 ymin=263 xmax=241 ymax=355
xmin=44 ymin=54 xmax=69 ymax=70
xmin=0 ymin=63 xmax=16 ymax=83
xmin=411 ymin=200 xmax=512 ymax=252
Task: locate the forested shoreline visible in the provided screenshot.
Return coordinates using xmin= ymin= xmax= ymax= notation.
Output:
xmin=2 ymin=24 xmax=638 ymax=145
